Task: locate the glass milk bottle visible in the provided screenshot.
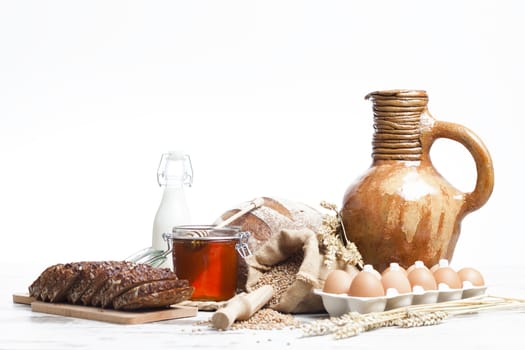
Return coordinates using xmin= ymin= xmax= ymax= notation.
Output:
xmin=152 ymin=151 xmax=193 ymax=269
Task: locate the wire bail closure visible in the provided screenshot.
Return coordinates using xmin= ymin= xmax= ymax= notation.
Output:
xmin=235 ymin=231 xmax=252 ymax=258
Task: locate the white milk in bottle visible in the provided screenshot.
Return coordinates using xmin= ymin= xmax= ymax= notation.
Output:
xmin=152 ymin=151 xmax=192 ymax=269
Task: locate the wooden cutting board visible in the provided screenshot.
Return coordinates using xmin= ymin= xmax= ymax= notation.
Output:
xmin=12 ymin=293 xmax=198 ymax=325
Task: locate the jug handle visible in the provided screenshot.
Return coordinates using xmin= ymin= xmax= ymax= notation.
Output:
xmin=424 ymin=120 xmax=495 ymax=214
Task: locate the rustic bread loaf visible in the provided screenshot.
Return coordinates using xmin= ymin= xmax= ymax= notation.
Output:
xmin=29 ymin=261 xmax=193 ymax=310
xmin=214 ymin=197 xmax=323 ymax=252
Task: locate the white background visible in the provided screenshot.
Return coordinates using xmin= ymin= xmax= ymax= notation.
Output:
xmin=1 ymin=0 xmax=523 ymax=272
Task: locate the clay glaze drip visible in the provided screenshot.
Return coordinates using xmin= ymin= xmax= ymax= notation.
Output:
xmin=366 ymin=90 xmax=429 ymax=161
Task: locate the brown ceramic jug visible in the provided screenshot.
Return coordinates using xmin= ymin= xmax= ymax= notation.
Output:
xmin=340 ymin=90 xmax=494 ymax=273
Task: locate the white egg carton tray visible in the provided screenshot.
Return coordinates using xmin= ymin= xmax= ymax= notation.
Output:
xmin=314 ymin=285 xmax=487 ymax=316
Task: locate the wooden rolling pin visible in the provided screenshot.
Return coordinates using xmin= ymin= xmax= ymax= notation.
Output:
xmin=211 ymin=285 xmax=274 ymax=330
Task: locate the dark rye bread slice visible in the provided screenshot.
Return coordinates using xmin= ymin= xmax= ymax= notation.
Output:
xmin=80 ymin=261 xmax=135 ymax=306
xmin=113 ymin=283 xmax=194 ymax=310
xmin=112 ymin=279 xmax=189 ymax=310
xmin=65 ymin=261 xmax=109 ymax=304
xmin=33 ymin=263 xmax=83 ymax=302
xmin=45 ymin=262 xmax=83 ymax=302
xmin=29 ymin=264 xmax=62 ymax=300
xmin=94 ymin=264 xmax=178 ymax=308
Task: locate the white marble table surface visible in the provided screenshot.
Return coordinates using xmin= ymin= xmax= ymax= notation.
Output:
xmin=1 ymin=262 xmax=524 ymax=350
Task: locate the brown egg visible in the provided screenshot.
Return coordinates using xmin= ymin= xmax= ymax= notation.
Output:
xmin=323 ymin=269 xmax=354 ymax=294
xmin=433 ymin=266 xmax=462 ymax=289
xmin=381 ymin=271 xmax=412 ymax=294
xmin=348 ymin=270 xmax=385 ymax=297
xmin=381 ymin=263 xmax=411 ymax=294
xmin=457 ymin=267 xmax=485 ymax=287
xmin=408 ymin=267 xmax=437 ymax=291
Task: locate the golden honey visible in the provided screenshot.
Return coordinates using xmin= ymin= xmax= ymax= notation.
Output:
xmin=172 ymin=238 xmax=239 ymax=301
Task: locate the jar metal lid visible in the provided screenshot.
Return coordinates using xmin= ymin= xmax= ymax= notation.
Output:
xmin=165 ymin=225 xmax=244 ymax=241
xmin=162 ymin=225 xmax=252 ymax=259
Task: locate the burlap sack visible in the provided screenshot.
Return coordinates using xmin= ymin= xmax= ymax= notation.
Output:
xmin=245 ymin=228 xmax=359 ymax=314
xmin=214 ymin=196 xmax=325 ymax=292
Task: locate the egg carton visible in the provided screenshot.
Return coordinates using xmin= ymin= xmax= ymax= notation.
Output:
xmin=313 ymin=285 xmax=488 ymax=316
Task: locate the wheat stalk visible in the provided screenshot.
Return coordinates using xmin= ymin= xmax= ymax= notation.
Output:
xmin=317 ymin=201 xmax=363 ymax=268
xmin=301 ymin=295 xmax=525 ymax=339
